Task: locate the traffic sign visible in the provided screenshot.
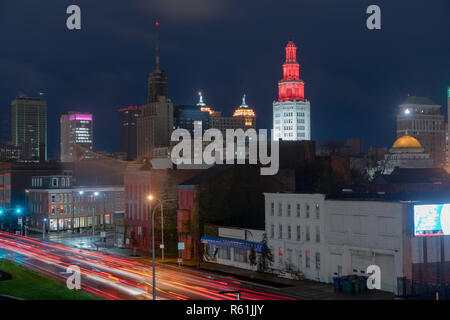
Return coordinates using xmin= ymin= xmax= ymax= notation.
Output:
xmin=178 ymin=242 xmax=185 ymax=250
xmin=18 ymin=217 xmax=22 ymax=225
xmin=100 ymin=232 xmax=106 ymax=238
xmin=159 ymin=244 xmax=164 ymax=249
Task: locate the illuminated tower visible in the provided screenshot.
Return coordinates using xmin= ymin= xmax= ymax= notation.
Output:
xmin=233 ymin=94 xmax=256 ymax=128
xmin=273 ymin=39 xmax=311 ymax=141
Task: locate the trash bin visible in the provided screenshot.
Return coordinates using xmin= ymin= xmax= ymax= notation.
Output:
xmin=333 ymin=277 xmax=341 ymax=291
xmin=341 ymin=279 xmax=352 ymax=293
xmin=359 ymin=276 xmax=367 ymax=293
xmin=352 ymin=279 xmax=360 ymax=294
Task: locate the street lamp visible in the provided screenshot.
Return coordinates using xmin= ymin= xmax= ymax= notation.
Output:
xmin=43 ymin=218 xmax=48 ymax=239
xmin=92 ymin=192 xmax=100 ymax=245
xmin=146 ymin=194 xmax=177 ymax=300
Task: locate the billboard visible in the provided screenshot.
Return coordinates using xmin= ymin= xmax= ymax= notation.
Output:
xmin=413 ymin=204 xmax=450 ymax=237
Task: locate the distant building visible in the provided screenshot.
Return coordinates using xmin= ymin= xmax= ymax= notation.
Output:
xmin=273 ymin=40 xmax=311 ymax=141
xmin=11 ymin=96 xmax=47 ymax=161
xmin=374 ymin=133 xmax=433 ymax=176
xmin=174 ymin=103 xmax=210 ymax=136
xmin=137 ymin=25 xmax=173 ymax=159
xmin=118 ymin=106 xmax=141 ymax=161
xmin=0 ymin=143 xmax=21 ymax=162
xmin=232 ymin=94 xmax=256 ymax=129
xmin=397 ymin=96 xmax=445 ymax=167
xmin=60 ymin=112 xmax=93 ymax=162
xmin=0 ymin=162 xmax=73 ymax=230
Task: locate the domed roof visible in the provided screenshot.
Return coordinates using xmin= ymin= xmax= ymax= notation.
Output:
xmin=392 ymin=134 xmax=422 ymax=148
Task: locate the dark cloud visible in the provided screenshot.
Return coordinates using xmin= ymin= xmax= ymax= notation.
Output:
xmin=0 ymin=0 xmax=449 ymax=157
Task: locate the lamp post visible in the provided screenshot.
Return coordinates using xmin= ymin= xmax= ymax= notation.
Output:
xmin=93 ymin=191 xmax=99 ymax=247
xmin=43 ymin=218 xmax=47 ymax=239
xmin=147 ymin=195 xmax=157 ymax=300
xmin=146 ymin=194 xmax=177 ymax=300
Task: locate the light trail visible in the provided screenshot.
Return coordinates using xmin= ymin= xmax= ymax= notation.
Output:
xmin=0 ymin=232 xmax=296 ymax=300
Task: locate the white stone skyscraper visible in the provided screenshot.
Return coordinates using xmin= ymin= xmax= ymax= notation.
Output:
xmin=273 ymin=40 xmax=311 ymax=141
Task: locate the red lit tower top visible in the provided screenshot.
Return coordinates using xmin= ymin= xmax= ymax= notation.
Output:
xmin=278 ymin=40 xmax=305 ymax=102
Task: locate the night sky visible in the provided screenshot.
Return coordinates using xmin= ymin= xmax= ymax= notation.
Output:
xmin=0 ymin=0 xmax=449 ymax=158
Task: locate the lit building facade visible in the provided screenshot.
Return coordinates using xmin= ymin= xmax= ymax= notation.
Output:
xmin=381 ymin=133 xmax=433 ymax=174
xmin=273 ymin=40 xmax=311 ymax=141
xmin=26 ymin=175 xmax=124 ymax=232
xmin=60 ymin=112 xmax=93 ymax=162
xmin=11 ymin=96 xmax=47 ymax=161
xmin=232 ymin=94 xmax=256 ymax=129
xmin=397 ymin=96 xmax=445 ymax=167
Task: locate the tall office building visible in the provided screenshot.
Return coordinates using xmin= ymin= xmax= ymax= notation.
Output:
xmin=137 ymin=23 xmax=173 ymax=158
xmin=118 ymin=106 xmax=141 ymax=161
xmin=11 ymin=96 xmax=47 ymax=161
xmin=273 ymin=39 xmax=311 ymax=141
xmin=60 ymin=112 xmax=93 ymax=162
xmin=397 ymin=96 xmax=445 ymax=167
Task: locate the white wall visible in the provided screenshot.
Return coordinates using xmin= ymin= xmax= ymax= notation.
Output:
xmin=325 ymin=200 xmax=405 ymax=293
xmin=264 ymin=193 xmax=328 ymax=282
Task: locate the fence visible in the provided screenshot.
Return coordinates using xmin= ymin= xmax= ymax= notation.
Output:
xmin=397 ymin=277 xmax=450 ymax=300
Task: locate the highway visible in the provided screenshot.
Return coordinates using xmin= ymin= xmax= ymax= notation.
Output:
xmin=0 ymin=231 xmax=295 ymax=300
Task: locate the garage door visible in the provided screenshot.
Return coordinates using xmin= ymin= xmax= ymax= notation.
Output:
xmin=330 ymin=253 xmax=343 ymax=276
xmin=375 ymin=254 xmax=395 ymax=293
xmin=351 ymin=254 xmax=372 ymax=275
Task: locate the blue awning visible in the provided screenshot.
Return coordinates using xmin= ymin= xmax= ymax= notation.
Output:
xmin=200 ymin=236 xmax=265 ymax=253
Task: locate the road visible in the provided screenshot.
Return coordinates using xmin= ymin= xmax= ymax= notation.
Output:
xmin=0 ymin=231 xmax=295 ymax=300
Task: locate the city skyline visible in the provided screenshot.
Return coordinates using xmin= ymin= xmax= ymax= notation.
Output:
xmin=0 ymin=1 xmax=449 ymax=159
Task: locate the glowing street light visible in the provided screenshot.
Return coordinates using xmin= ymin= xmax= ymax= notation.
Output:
xmin=404 ymin=108 xmax=410 ymax=115
xmin=16 ymin=208 xmax=22 ymax=214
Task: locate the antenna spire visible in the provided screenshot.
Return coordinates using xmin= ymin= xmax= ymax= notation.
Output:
xmin=155 ymin=21 xmax=160 ymax=70
xmin=197 ymin=91 xmax=206 ymax=106
xmin=241 ymin=94 xmax=248 ymax=108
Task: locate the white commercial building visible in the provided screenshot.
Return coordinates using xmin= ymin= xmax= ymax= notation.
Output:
xmin=265 ymin=192 xmax=450 ymax=294
xmin=264 ymin=193 xmax=328 ymax=282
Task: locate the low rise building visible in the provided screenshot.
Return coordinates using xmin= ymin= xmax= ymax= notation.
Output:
xmin=201 ymin=224 xmax=265 ymax=271
xmin=26 ymin=175 xmax=124 ymax=232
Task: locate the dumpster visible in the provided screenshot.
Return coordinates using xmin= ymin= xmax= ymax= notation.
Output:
xmin=333 ymin=277 xmax=341 ymax=291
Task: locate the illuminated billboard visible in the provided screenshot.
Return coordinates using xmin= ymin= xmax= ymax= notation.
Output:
xmin=413 ymin=204 xmax=450 ymax=237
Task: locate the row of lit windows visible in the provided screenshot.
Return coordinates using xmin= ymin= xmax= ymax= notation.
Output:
xmin=270 ymin=202 xmax=320 ymax=219
xmin=269 ymin=223 xmax=320 ymax=242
